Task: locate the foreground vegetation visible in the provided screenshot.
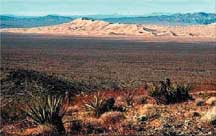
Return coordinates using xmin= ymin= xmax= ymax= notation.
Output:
xmin=1 ymin=69 xmax=216 ymax=135
xmin=147 ymin=78 xmax=193 ymax=104
xmin=24 ymin=95 xmax=68 ymax=135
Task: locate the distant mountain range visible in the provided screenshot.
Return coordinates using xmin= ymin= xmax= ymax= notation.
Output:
xmin=0 ymin=15 xmax=73 ymax=28
xmin=1 ymin=12 xmax=216 ymax=28
xmin=104 ymin=12 xmax=216 ymax=25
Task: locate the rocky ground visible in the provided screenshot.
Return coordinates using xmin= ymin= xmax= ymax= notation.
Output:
xmin=1 ymin=88 xmax=216 ymax=136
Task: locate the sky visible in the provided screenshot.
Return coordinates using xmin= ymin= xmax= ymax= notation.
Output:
xmin=0 ymin=0 xmax=215 ymax=16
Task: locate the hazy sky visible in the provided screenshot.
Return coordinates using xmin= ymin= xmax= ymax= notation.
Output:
xmin=0 ymin=0 xmax=215 ymax=16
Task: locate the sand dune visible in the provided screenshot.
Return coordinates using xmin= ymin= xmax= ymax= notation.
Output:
xmin=1 ymin=18 xmax=216 ymax=41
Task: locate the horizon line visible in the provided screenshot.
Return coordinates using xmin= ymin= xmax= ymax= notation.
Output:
xmin=1 ymin=12 xmax=215 ymax=17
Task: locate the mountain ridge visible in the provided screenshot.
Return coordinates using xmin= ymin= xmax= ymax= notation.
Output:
xmin=0 ymin=15 xmax=73 ymax=28
xmin=1 ymin=12 xmax=216 ymax=28
xmin=103 ymin=12 xmax=216 ymax=25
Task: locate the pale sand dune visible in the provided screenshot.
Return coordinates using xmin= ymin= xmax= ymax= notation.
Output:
xmin=1 ymin=18 xmax=216 ymax=41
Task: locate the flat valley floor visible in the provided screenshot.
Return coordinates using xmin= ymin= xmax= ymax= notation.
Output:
xmin=1 ymin=33 xmax=216 ymax=91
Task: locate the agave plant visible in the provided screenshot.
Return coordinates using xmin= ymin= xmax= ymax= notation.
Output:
xmin=25 ymin=95 xmax=69 ymax=134
xmin=84 ymin=93 xmax=106 ymax=117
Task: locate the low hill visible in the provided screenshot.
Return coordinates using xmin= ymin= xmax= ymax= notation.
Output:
xmin=2 ymin=18 xmax=216 ymax=41
xmin=0 ymin=69 xmax=88 ymax=97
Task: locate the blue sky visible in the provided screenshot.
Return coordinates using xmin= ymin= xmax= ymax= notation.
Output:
xmin=0 ymin=0 xmax=215 ymax=16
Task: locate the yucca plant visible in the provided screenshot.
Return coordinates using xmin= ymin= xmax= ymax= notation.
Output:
xmin=84 ymin=93 xmax=106 ymax=117
xmin=25 ymin=95 xmax=69 ymax=134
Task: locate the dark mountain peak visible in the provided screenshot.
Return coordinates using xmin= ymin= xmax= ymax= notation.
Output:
xmin=46 ymin=14 xmax=59 ymax=17
xmin=80 ymin=17 xmax=95 ymax=21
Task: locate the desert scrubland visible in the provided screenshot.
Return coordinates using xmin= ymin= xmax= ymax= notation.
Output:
xmin=1 ymin=19 xmax=216 ymax=135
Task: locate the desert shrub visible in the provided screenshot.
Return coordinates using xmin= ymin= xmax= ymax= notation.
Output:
xmin=24 ymin=95 xmax=69 ymax=134
xmin=123 ymin=90 xmax=136 ymax=106
xmin=84 ymin=93 xmax=115 ymax=117
xmin=147 ymin=78 xmax=193 ymax=104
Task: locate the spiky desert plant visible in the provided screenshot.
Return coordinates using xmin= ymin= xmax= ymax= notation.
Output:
xmin=25 ymin=95 xmax=69 ymax=134
xmin=84 ymin=92 xmax=106 ymax=117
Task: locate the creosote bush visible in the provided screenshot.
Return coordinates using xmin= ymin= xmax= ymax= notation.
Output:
xmin=147 ymin=78 xmax=193 ymax=104
xmin=24 ymin=94 xmax=69 ymax=135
